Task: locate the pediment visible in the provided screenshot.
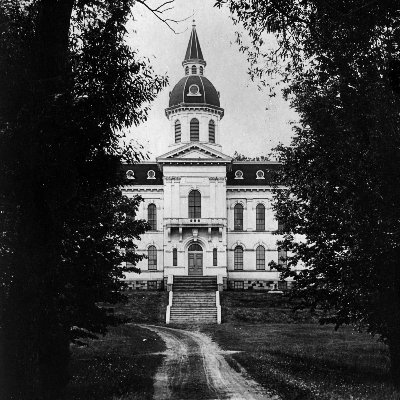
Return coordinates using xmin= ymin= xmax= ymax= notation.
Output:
xmin=157 ymin=143 xmax=232 ymax=163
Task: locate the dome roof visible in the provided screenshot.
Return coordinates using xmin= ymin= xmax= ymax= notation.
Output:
xmin=168 ymin=75 xmax=220 ymax=108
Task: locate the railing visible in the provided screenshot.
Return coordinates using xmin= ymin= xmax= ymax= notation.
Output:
xmin=216 ymin=291 xmax=221 ymax=324
xmin=165 ymin=218 xmax=226 ymax=227
xmin=166 ymin=291 xmax=173 ymax=324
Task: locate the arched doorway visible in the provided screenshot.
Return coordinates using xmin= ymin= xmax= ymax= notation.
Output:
xmin=188 ymin=243 xmax=203 ymax=276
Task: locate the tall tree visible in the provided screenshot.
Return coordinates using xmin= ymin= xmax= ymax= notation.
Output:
xmin=216 ymin=0 xmax=400 ymax=385
xmin=0 ymin=1 xmax=167 ymax=398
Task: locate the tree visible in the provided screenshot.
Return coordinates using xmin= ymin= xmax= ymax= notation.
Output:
xmin=0 ymin=1 xmax=167 ymax=398
xmin=216 ymin=0 xmax=400 ymax=386
xmin=232 ymin=151 xmax=270 ymax=161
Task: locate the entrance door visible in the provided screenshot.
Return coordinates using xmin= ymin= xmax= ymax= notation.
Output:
xmin=188 ymin=243 xmax=203 ymax=276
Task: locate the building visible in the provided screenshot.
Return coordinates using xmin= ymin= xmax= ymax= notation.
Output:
xmin=122 ymin=23 xmax=295 ymax=291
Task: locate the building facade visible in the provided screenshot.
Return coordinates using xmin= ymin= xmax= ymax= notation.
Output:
xmin=122 ymin=24 xmax=295 ymax=291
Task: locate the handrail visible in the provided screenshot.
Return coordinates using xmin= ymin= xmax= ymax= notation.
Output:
xmin=166 ymin=291 xmax=173 ymax=324
xmin=216 ymin=290 xmax=221 ymax=324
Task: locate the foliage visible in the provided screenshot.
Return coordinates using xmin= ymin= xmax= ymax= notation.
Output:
xmin=0 ymin=0 xmax=167 ymax=398
xmin=232 ymin=151 xmax=269 ymax=161
xmin=215 ymin=0 xmax=400 ymax=385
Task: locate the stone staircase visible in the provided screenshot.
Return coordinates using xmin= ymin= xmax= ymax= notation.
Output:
xmin=167 ymin=276 xmax=221 ymax=324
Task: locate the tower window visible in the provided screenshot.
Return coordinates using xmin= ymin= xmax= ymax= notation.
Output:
xmin=148 ymin=245 xmax=157 ymax=270
xmin=234 ymin=203 xmax=244 ymax=231
xmin=199 ymin=66 xmax=204 ymax=75
xmin=234 ymin=246 xmax=243 ymax=270
xmin=190 ymin=118 xmax=199 ymax=141
xmin=185 ymin=66 xmax=189 ymax=75
xmin=191 ymin=65 xmax=197 ymax=74
xmin=175 ymin=120 xmax=181 ymax=143
xmin=147 ymin=170 xmax=156 ymax=179
xmin=209 ymin=120 xmax=215 ymax=143
xmin=256 ymin=203 xmax=265 ymax=231
xmin=256 ymin=245 xmax=265 ymax=270
xmin=188 ymin=190 xmax=201 ymax=218
xmin=148 ymin=204 xmax=157 ymax=230
xmin=173 ymin=248 xmax=178 ymax=266
xmin=213 ymin=248 xmax=217 ymax=266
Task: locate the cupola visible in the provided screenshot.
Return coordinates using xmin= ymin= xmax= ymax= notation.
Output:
xmin=165 ymin=22 xmax=224 ymax=149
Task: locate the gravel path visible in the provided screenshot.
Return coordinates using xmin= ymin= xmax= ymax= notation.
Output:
xmin=140 ymin=324 xmax=278 ymax=400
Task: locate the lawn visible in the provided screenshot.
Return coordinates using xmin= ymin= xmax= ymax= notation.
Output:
xmin=200 ymin=291 xmax=399 ymax=400
xmin=66 ymin=291 xmax=168 ymax=399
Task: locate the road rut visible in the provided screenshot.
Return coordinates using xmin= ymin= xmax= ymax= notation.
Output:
xmin=140 ymin=325 xmax=278 ymax=400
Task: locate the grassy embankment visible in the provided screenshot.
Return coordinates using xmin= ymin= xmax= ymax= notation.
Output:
xmin=201 ymin=291 xmax=399 ymax=400
xmin=66 ymin=291 xmax=168 ymax=400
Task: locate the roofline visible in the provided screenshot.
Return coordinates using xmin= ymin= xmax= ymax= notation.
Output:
xmin=232 ymin=161 xmax=281 ymax=165
xmin=165 ymin=104 xmax=224 ymax=118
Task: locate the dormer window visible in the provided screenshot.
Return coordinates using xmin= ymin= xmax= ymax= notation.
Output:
xmin=191 ymin=65 xmax=197 ymax=74
xmin=188 ymin=84 xmax=200 ymax=96
xmin=147 ymin=170 xmax=156 ymax=179
xmin=235 ymin=170 xmax=243 ymax=179
xmin=256 ymin=170 xmax=265 ymax=179
xmin=126 ymin=170 xmax=135 ymax=180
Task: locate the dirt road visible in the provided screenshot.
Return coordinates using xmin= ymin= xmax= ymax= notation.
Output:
xmin=141 ymin=325 xmax=278 ymax=400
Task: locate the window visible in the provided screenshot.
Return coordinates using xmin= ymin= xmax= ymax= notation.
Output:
xmin=126 ymin=170 xmax=134 ymax=179
xmin=175 ymin=120 xmax=181 ymax=143
xmin=256 ymin=245 xmax=265 ymax=270
xmin=173 ymin=248 xmax=177 ymax=266
xmin=199 ymin=66 xmax=203 ymax=75
xmin=213 ymin=248 xmax=217 ymax=266
xmin=148 ymin=204 xmax=157 ymax=230
xmin=256 ymin=204 xmax=265 ymax=231
xmin=234 ymin=170 xmax=243 ymax=179
xmin=278 ymin=247 xmax=287 ymax=267
xmin=148 ymin=246 xmax=157 ymax=270
xmin=190 ymin=118 xmax=199 ymax=141
xmin=188 ymin=190 xmax=201 ymax=218
xmin=278 ymin=281 xmax=287 ymax=290
xmin=278 ymin=218 xmax=285 ymax=232
xmin=233 ymin=281 xmax=244 ymax=290
xmin=148 ymin=281 xmax=157 ymax=290
xmin=234 ymin=246 xmax=243 ymax=270
xmin=191 ymin=65 xmax=197 ymax=74
xmin=185 ymin=66 xmax=189 ymax=75
xmin=209 ymin=120 xmax=215 ymax=143
xmin=147 ymin=170 xmax=156 ymax=179
xmin=256 ymin=170 xmax=265 ymax=179
xmin=188 ymin=84 xmax=200 ymax=96
xmin=234 ymin=203 xmax=243 ymax=230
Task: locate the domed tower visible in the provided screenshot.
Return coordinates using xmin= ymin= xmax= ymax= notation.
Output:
xmin=165 ymin=22 xmax=224 ymax=149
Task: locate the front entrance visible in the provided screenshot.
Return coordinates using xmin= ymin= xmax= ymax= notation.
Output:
xmin=188 ymin=243 xmax=203 ymax=276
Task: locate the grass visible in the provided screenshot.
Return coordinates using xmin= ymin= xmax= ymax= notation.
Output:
xmin=66 ymin=291 xmax=168 ymax=400
xmin=199 ymin=291 xmax=399 ymax=400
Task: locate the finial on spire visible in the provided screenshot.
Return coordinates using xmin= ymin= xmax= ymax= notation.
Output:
xmin=192 ymin=19 xmax=196 ymax=27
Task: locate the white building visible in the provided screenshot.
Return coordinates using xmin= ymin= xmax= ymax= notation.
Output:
xmin=123 ymin=24 xmax=294 ymax=291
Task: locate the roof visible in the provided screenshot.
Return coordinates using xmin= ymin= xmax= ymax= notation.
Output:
xmin=122 ymin=163 xmax=163 ymax=185
xmin=226 ymin=162 xmax=282 ymax=186
xmin=168 ymin=75 xmax=220 ymax=108
xmin=184 ymin=24 xmax=205 ymax=64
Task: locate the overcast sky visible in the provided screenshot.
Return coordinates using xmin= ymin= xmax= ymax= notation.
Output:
xmin=126 ymin=0 xmax=298 ymax=159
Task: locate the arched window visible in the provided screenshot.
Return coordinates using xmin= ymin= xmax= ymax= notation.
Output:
xmin=209 ymin=120 xmax=215 ymax=143
xmin=256 ymin=170 xmax=265 ymax=179
xmin=148 ymin=204 xmax=157 ymax=230
xmin=190 ymin=118 xmax=199 ymax=141
xmin=256 ymin=245 xmax=265 ymax=270
xmin=191 ymin=65 xmax=197 ymax=74
xmin=256 ymin=204 xmax=265 ymax=231
xmin=234 ymin=170 xmax=243 ymax=179
xmin=188 ymin=190 xmax=201 ymax=218
xmin=199 ymin=66 xmax=204 ymax=75
xmin=185 ymin=66 xmax=189 ymax=75
xmin=175 ymin=120 xmax=181 ymax=143
xmin=126 ymin=170 xmax=134 ymax=180
xmin=188 ymin=243 xmax=202 ymax=251
xmin=147 ymin=170 xmax=155 ymax=179
xmin=234 ymin=203 xmax=243 ymax=230
xmin=173 ymin=248 xmax=178 ymax=266
xmin=213 ymin=248 xmax=218 ymax=266
xmin=234 ymin=246 xmax=243 ymax=270
xmin=148 ymin=245 xmax=157 ymax=270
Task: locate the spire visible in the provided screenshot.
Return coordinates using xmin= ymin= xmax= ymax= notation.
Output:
xmin=183 ymin=21 xmax=206 ymax=66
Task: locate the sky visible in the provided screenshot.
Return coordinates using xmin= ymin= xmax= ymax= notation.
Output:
xmin=126 ymin=0 xmax=298 ymax=159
